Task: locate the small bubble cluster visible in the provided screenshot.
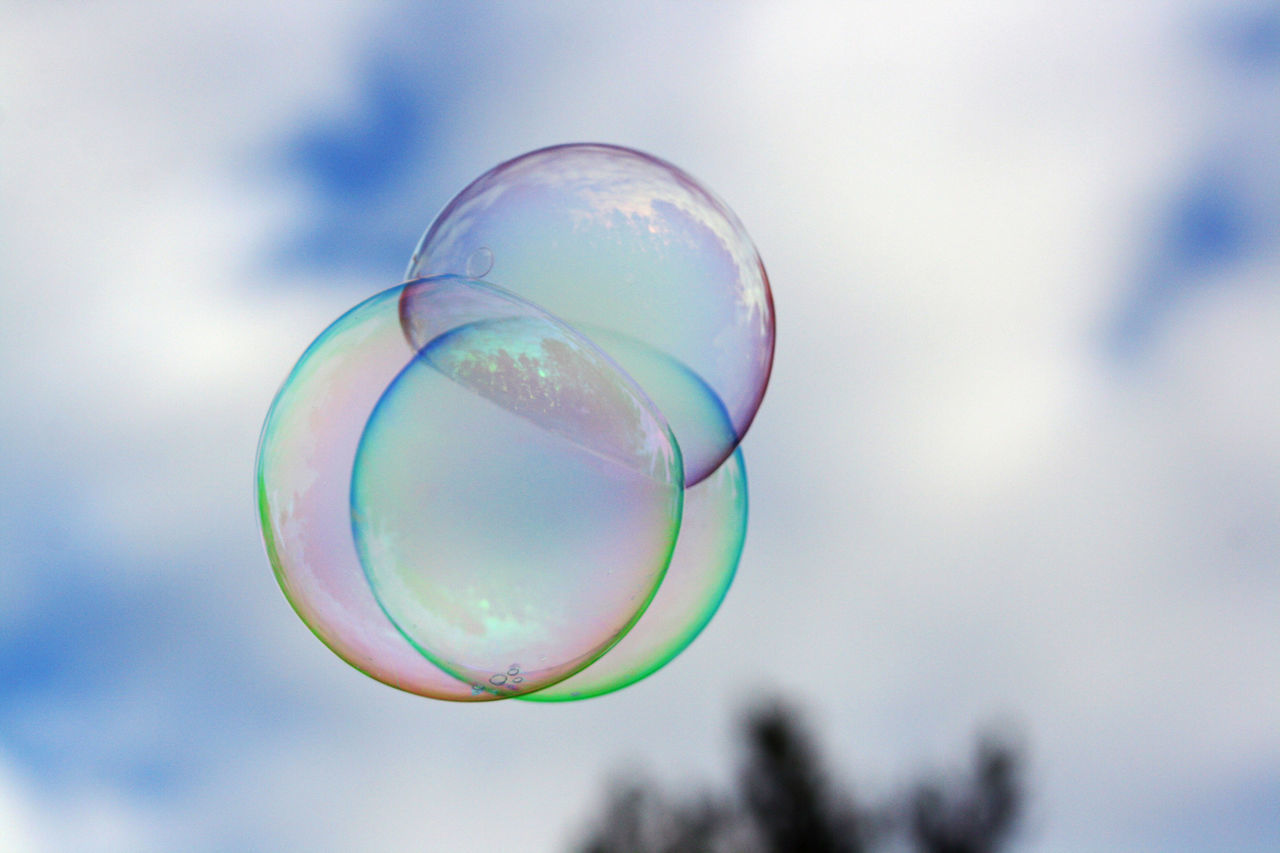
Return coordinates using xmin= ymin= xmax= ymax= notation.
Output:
xmin=257 ymin=144 xmax=774 ymax=701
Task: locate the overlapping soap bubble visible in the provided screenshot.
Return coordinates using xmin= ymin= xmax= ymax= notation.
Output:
xmin=256 ymin=144 xmax=774 ymax=701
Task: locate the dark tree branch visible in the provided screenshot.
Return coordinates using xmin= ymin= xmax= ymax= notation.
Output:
xmin=573 ymin=702 xmax=1025 ymax=853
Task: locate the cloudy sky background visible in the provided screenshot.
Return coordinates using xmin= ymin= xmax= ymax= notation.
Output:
xmin=2 ymin=1 xmax=1278 ymax=850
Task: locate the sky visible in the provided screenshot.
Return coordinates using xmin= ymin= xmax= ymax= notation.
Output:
xmin=1 ymin=1 xmax=1278 ymax=850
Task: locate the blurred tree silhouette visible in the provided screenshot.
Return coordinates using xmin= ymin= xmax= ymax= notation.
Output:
xmin=574 ymin=702 xmax=1023 ymax=853
xmin=907 ymin=732 xmax=1022 ymax=853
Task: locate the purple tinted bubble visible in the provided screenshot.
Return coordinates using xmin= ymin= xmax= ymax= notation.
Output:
xmin=407 ymin=143 xmax=774 ymax=485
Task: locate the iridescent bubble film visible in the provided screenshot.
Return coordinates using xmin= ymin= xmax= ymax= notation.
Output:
xmin=407 ymin=143 xmax=775 ymax=486
xmin=258 ymin=145 xmax=773 ymax=702
xmin=257 ymin=283 xmax=494 ymax=700
xmin=523 ymin=447 xmax=747 ymax=702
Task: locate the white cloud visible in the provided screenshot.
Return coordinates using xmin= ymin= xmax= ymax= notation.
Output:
xmin=0 ymin=754 xmax=42 ymax=853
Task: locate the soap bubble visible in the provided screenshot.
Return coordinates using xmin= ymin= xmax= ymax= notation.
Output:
xmin=259 ymin=144 xmax=773 ymax=701
xmin=352 ymin=276 xmax=684 ymax=695
xmin=407 ymin=143 xmax=774 ymax=486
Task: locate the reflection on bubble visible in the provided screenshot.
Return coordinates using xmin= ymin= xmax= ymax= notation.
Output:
xmin=407 ymin=143 xmax=774 ymax=485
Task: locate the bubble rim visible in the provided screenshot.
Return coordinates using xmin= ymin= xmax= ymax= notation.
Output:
xmin=255 ymin=284 xmax=511 ymax=700
xmin=518 ymin=446 xmax=748 ymax=702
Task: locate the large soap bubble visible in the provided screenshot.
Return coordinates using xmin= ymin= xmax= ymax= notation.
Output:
xmin=258 ymin=144 xmax=773 ymax=701
xmin=407 ymin=143 xmax=774 ymax=486
xmin=353 ymin=277 xmax=683 ymax=695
